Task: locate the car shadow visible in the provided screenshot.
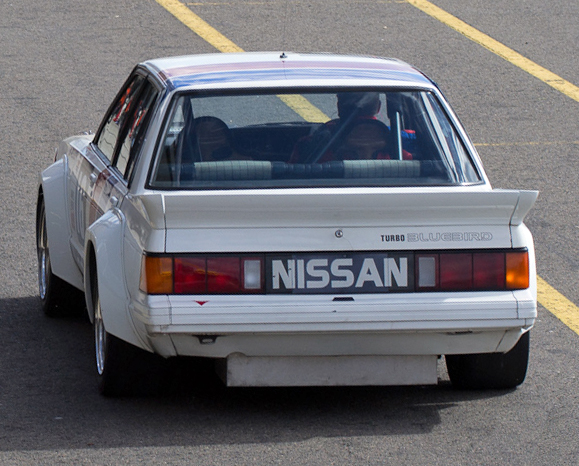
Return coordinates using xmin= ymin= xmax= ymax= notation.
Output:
xmin=0 ymin=296 xmax=517 ymax=452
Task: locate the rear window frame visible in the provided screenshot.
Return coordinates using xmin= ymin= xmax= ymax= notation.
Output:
xmin=146 ymin=86 xmax=485 ymax=191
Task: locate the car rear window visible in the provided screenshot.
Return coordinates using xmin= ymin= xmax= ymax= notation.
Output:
xmin=150 ymin=90 xmax=481 ymax=189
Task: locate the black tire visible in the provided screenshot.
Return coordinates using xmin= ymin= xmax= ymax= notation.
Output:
xmin=36 ymin=195 xmax=85 ymax=317
xmin=446 ymin=331 xmax=530 ymax=390
xmin=92 ymin=272 xmax=165 ymax=396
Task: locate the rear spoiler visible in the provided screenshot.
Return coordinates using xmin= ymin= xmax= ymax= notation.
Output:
xmin=509 ymin=190 xmax=539 ymax=226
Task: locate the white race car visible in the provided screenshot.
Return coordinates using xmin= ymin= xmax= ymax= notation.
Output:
xmin=37 ymin=52 xmax=537 ymax=396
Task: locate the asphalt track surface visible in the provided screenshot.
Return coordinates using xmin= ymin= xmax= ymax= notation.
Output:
xmin=1 ymin=0 xmax=579 ymax=464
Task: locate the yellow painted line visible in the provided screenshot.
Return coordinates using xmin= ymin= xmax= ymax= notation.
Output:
xmin=406 ymin=0 xmax=579 ymax=103
xmin=537 ymin=277 xmax=579 ymax=336
xmin=186 ymin=1 xmax=403 ymax=5
xmin=475 ymin=141 xmax=579 ymax=147
xmin=155 ymin=0 xmax=242 ymax=52
xmin=277 ymin=95 xmax=330 ymax=123
xmin=154 ymin=0 xmax=330 ymax=122
xmin=155 ymin=0 xmax=579 ymax=336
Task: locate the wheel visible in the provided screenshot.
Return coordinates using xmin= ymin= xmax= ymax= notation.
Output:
xmin=94 ymin=290 xmax=131 ymax=396
xmin=446 ymin=331 xmax=530 ymax=390
xmin=92 ymin=273 xmax=166 ymax=396
xmin=36 ymin=195 xmax=84 ymax=317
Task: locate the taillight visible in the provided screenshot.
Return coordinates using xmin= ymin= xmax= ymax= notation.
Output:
xmin=416 ymin=250 xmax=529 ymax=291
xmin=140 ymin=250 xmax=529 ymax=295
xmin=141 ymin=255 xmax=264 ymax=295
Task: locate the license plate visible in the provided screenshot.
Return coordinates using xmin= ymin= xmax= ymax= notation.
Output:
xmin=266 ymin=253 xmax=414 ymax=294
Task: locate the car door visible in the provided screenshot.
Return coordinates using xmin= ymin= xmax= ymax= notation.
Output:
xmin=68 ymin=72 xmax=158 ymax=270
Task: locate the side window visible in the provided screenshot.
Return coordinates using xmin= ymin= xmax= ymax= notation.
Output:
xmin=115 ymin=82 xmax=159 ymax=180
xmin=94 ymin=75 xmax=145 ymax=162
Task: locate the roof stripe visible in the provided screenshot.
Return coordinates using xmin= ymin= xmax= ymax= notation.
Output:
xmin=156 ymin=61 xmax=431 ymax=89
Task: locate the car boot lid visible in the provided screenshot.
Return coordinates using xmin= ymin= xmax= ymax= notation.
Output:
xmin=141 ymin=188 xmax=538 ymax=253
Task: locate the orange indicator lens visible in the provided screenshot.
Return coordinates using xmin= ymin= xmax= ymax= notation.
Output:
xmin=506 ymin=251 xmax=529 ymax=290
xmin=140 ymin=256 xmax=173 ymax=294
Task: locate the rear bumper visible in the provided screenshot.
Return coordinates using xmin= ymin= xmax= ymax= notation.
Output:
xmin=131 ymin=290 xmax=536 ymax=358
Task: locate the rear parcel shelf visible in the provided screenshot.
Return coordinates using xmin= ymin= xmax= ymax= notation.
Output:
xmin=188 ymin=160 xmax=430 ymax=181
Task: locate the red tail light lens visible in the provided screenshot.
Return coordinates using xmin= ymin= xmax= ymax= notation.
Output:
xmin=440 ymin=253 xmax=472 ymax=290
xmin=473 ymin=253 xmax=505 ymax=289
xmin=174 ymin=258 xmax=206 ymax=294
xmin=207 ymin=257 xmax=241 ymax=293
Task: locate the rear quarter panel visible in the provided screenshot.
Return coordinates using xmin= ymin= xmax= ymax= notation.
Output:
xmin=39 ymin=155 xmax=84 ymax=290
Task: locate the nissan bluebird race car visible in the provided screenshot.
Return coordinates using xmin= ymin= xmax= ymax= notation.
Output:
xmin=37 ymin=52 xmax=537 ymax=396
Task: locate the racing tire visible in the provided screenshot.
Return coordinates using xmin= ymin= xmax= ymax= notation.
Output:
xmin=36 ymin=196 xmax=84 ymax=317
xmin=445 ymin=331 xmax=530 ymax=390
xmin=92 ymin=274 xmax=165 ymax=397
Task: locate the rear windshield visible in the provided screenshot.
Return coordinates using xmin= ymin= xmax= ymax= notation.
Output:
xmin=150 ymin=90 xmax=481 ymax=189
